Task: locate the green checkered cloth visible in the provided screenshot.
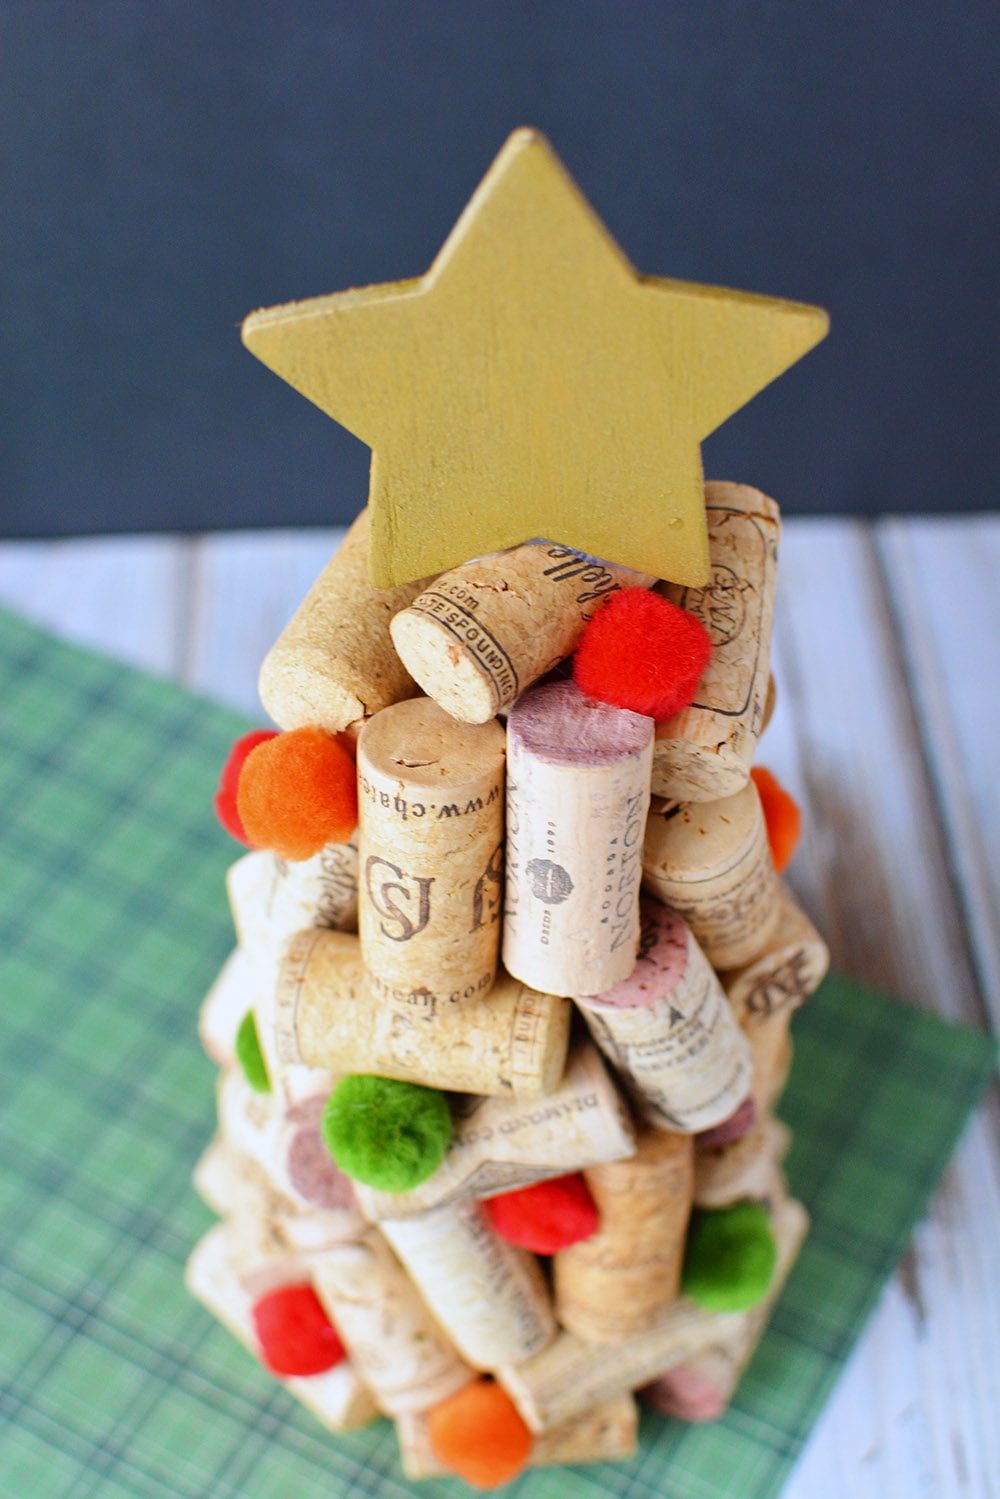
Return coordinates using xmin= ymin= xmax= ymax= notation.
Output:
xmin=0 ymin=607 xmax=994 ymax=1499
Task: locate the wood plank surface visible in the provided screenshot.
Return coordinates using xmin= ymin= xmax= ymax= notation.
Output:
xmin=877 ymin=517 xmax=1000 ymax=1034
xmin=0 ymin=518 xmax=996 ymax=1499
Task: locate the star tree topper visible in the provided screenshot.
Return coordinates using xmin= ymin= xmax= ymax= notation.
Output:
xmin=243 ymin=128 xmax=828 ymax=588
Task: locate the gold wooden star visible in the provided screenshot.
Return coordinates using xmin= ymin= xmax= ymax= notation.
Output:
xmin=243 ymin=128 xmax=828 ymax=588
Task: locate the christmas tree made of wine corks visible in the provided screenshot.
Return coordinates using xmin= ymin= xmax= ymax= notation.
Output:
xmin=186 ymin=130 xmax=831 ymax=1490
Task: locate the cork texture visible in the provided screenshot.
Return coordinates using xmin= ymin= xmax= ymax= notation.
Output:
xmin=642 ymin=782 xmax=782 ymax=968
xmin=642 ymin=1197 xmax=809 ymax=1418
xmin=353 ymin=1044 xmax=635 ymax=1221
xmin=554 ymin=1127 xmax=693 ymax=1343
xmin=694 ymin=1115 xmax=792 ymax=1208
xmin=185 ymin=1224 xmax=379 ymax=1432
xmin=308 ymin=1227 xmax=473 ymax=1415
xmin=499 ymin=1193 xmax=806 ymax=1432
xmin=652 ymin=483 xmax=780 ymax=802
xmin=396 ymin=1394 xmax=637 ymax=1479
xmin=721 ymin=882 xmax=829 ymax=1114
xmin=576 ymin=900 xmax=752 ymax=1132
xmin=382 ymin=1201 xmax=557 ymax=1369
xmin=216 ymin=1069 xmax=357 ymax=1218
xmin=505 ymin=682 xmax=652 ymax=997
xmin=276 ymin=927 xmax=569 ymax=1097
xmin=258 ymin=509 xmax=428 ymax=733
xmin=227 ymin=844 xmax=360 ymax=958
xmin=390 ymin=541 xmax=654 ymax=723
xmin=358 ymin=698 xmax=506 ymax=1005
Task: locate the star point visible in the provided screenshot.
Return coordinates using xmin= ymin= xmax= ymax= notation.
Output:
xmin=242 ymin=128 xmax=828 ymax=588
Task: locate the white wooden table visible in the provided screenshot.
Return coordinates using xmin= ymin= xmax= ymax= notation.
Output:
xmin=0 ymin=518 xmax=997 ymax=1498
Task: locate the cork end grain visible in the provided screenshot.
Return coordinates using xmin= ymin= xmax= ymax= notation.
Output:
xmin=361 ymin=697 xmax=506 ymax=792
xmin=644 ymin=784 xmax=762 ymax=883
xmin=390 ymin=609 xmax=500 ymax=724
xmin=580 ymin=897 xmax=689 ymax=1010
xmin=508 ymin=681 xmax=652 ymax=767
xmin=258 ymin=646 xmax=374 ymax=734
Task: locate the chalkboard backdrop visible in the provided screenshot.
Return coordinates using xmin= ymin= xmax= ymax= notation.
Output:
xmin=2 ymin=2 xmax=996 ymax=537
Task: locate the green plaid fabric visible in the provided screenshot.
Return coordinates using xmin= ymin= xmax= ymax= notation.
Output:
xmin=0 ymin=606 xmax=994 ymax=1499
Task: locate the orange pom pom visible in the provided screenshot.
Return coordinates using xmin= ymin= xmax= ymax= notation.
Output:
xmin=236 ymin=726 xmax=358 ymax=861
xmin=750 ymin=766 xmax=802 ymax=873
xmin=427 ymin=1378 xmax=533 ymax=1489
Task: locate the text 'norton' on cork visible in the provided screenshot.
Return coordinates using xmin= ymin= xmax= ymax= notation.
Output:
xmin=358 ymin=697 xmax=506 ymax=1007
xmin=390 ymin=540 xmax=655 ymax=724
xmin=504 ymin=680 xmax=653 ymax=998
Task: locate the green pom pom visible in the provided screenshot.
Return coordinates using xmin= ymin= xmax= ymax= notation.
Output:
xmin=235 ymin=1009 xmax=271 ymax=1094
xmin=682 ymin=1201 xmax=778 ymax=1312
xmin=321 ymin=1075 xmax=452 ymax=1193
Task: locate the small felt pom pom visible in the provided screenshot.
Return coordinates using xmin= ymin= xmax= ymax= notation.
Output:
xmin=214 ymin=729 xmax=278 ymax=843
xmin=750 ymin=766 xmax=802 ymax=872
xmin=573 ymin=588 xmax=712 ymax=720
xmin=483 ymin=1174 xmax=599 ymax=1253
xmin=682 ymin=1200 xmax=778 ymax=1312
xmin=236 ymin=725 xmax=358 ymax=861
xmin=427 ymin=1378 xmax=533 ymax=1489
xmin=235 ymin=1009 xmax=271 ymax=1094
xmin=251 ymin=1283 xmax=345 ymax=1376
xmin=321 ymin=1075 xmax=452 ymax=1193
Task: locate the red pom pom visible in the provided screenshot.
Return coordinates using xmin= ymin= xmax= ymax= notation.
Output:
xmin=251 ymin=1283 xmax=345 ymax=1377
xmin=750 ymin=766 xmax=802 ymax=873
xmin=573 ymin=588 xmax=712 ymax=720
xmin=483 ymin=1174 xmax=599 ymax=1254
xmin=214 ymin=730 xmax=278 ymax=843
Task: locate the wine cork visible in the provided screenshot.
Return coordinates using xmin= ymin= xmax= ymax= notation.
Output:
xmin=305 ymin=1226 xmax=473 ymax=1415
xmin=720 ymin=883 xmax=827 ymax=1113
xmin=575 ymin=898 xmax=752 ymax=1132
xmin=554 ymin=1127 xmax=694 ymax=1343
xmin=227 ymin=842 xmax=359 ymax=958
xmin=642 ymin=782 xmax=782 ymax=968
xmin=198 ymin=948 xmax=261 ymax=1067
xmin=641 ymin=1197 xmax=809 ymax=1422
xmin=226 ymin=1203 xmax=304 ymax=1299
xmin=358 ymin=698 xmax=506 ymax=1006
xmin=396 ymin=1393 xmax=637 ymax=1479
xmin=216 ymin=1069 xmax=362 ymax=1221
xmin=276 ymin=927 xmax=570 ymax=1098
xmin=257 ymin=508 xmax=428 ymax=733
xmin=353 ymin=1043 xmax=635 ymax=1221
xmin=504 ymin=681 xmax=652 ymax=997
xmin=651 ymin=483 xmax=780 ymax=802
xmin=185 ymin=1223 xmax=379 ymax=1431
xmin=390 ymin=540 xmax=654 ymax=724
xmin=193 ymin=1137 xmax=288 ymax=1221
xmin=499 ymin=1193 xmax=806 ymax=1432
xmin=762 ymin=674 xmax=777 ymax=733
xmin=722 ymin=880 xmax=829 ymax=1023
xmin=381 ymin=1201 xmax=557 ymax=1369
xmin=694 ymin=1115 xmax=791 ymax=1209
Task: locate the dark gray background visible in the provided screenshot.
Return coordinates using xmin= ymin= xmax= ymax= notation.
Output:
xmin=3 ymin=1 xmax=996 ymax=538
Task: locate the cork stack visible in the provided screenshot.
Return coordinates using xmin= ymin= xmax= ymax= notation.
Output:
xmin=188 ymin=485 xmax=828 ymax=1488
